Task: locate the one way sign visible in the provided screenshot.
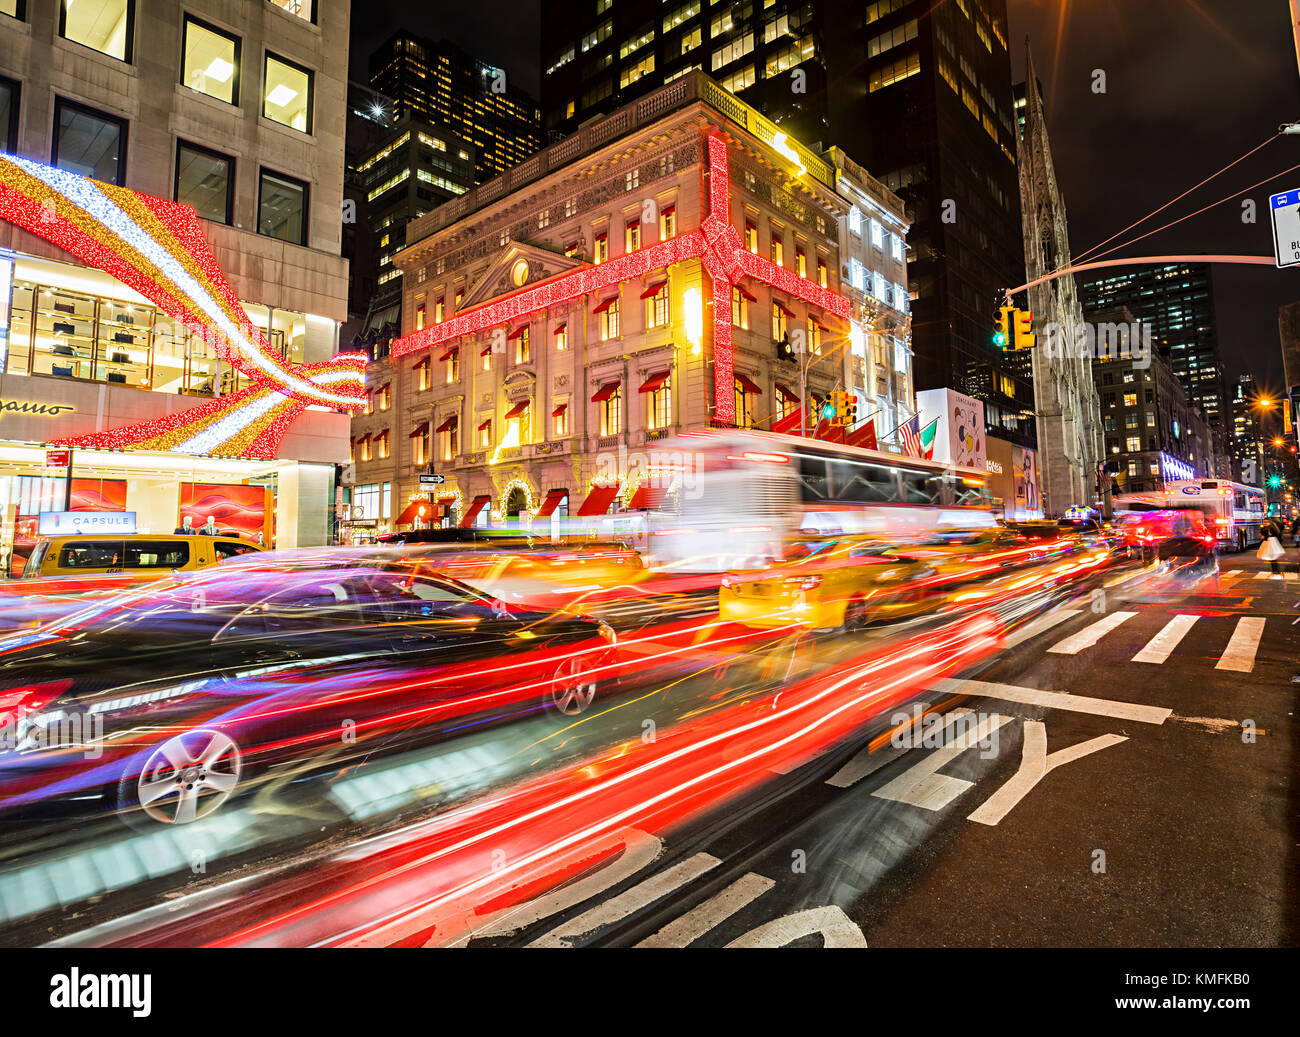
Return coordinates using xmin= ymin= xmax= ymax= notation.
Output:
xmin=1270 ymin=189 xmax=1300 ymax=268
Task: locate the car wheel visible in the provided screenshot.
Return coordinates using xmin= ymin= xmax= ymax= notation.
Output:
xmin=117 ymin=728 xmax=242 ymax=826
xmin=548 ymin=656 xmax=598 ymax=716
xmin=842 ymin=596 xmax=869 ymax=631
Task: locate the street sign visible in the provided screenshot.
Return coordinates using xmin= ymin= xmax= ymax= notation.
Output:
xmin=44 ymin=449 xmax=70 ymax=468
xmin=418 ymin=474 xmax=446 ymax=486
xmin=1270 ymin=189 xmax=1300 ymax=268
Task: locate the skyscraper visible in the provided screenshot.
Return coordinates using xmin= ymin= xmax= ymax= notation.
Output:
xmin=368 ymin=32 xmax=544 ymax=186
xmin=540 ymin=0 xmax=1032 ymax=445
xmin=1077 ymin=263 xmax=1229 ymax=464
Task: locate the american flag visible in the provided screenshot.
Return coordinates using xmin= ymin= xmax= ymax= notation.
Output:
xmin=898 ymin=415 xmax=922 ymax=457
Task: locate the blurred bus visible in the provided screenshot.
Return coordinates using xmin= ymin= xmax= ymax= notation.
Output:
xmin=1114 ymin=480 xmax=1265 ymax=552
xmin=644 ymin=429 xmax=993 ymax=571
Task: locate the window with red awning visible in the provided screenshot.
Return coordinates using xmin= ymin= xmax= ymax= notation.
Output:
xmin=435 ymin=414 xmax=458 ymax=433
xmin=534 ymin=488 xmax=569 ymax=518
xmin=504 ymin=400 xmax=530 ymax=420
xmin=576 ymin=483 xmax=621 ymax=516
xmin=552 ymin=402 xmax=568 ymax=417
xmin=408 ymin=422 xmax=428 ymax=438
xmin=639 ymin=281 xmax=667 ymax=299
xmin=458 ymin=495 xmax=491 ymax=528
xmin=591 ymin=381 xmax=620 ymax=402
xmin=734 ymin=372 xmax=763 ymax=395
xmin=639 ymin=370 xmax=671 ymax=393
xmin=626 ymin=484 xmax=666 ymax=510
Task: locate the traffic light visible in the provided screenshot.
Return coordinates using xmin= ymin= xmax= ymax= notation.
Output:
xmin=842 ymin=393 xmax=858 ymax=426
xmin=1268 ymin=474 xmax=1284 ymax=489
xmin=1012 ymin=309 xmax=1036 ymax=351
xmin=993 ymin=307 xmax=1012 ymax=348
xmin=820 ymin=396 xmax=836 ymax=421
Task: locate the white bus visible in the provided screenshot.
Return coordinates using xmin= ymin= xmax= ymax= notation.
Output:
xmin=1115 ymin=480 xmax=1265 ymax=552
xmin=644 ymin=429 xmax=993 ymax=571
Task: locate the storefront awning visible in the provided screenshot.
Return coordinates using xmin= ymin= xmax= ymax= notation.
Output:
xmin=409 ymin=422 xmax=428 ymax=438
xmin=553 ymin=323 xmax=567 ymax=336
xmin=592 ymin=296 xmax=618 ymax=314
xmin=458 ymin=494 xmax=491 ymax=528
xmin=776 ymin=382 xmax=799 ymax=403
xmin=534 ymin=488 xmax=569 ymax=518
xmin=478 ymin=418 xmax=492 ymax=431
xmin=576 ymin=483 xmax=621 ymax=517
xmin=639 ymin=369 xmax=670 ymax=393
xmin=552 ymin=402 xmax=568 ymax=417
xmin=507 ymin=325 xmax=527 ymax=340
xmin=439 ymin=346 xmax=458 ymax=361
xmin=435 ymin=414 xmax=458 ymax=433
xmin=734 ymin=284 xmax=756 ymax=301
xmin=626 ymin=484 xmax=666 ymax=511
xmin=734 ymin=372 xmax=763 ymax=395
xmin=640 ymin=281 xmax=667 ymax=299
xmin=396 ymin=499 xmax=431 ymax=525
xmin=591 ymin=381 xmax=620 ymax=402
xmin=504 ymin=400 xmax=530 ymax=420
xmin=480 ymin=344 xmax=493 ymax=357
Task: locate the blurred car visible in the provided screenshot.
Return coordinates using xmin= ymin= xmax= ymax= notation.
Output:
xmin=0 ymin=557 xmax=617 ymax=827
xmin=883 ymin=527 xmax=1037 ymax=580
xmin=22 ymin=533 xmax=262 ymax=580
xmin=1118 ymin=508 xmax=1214 ymax=562
xmin=719 ymin=537 xmax=937 ymax=631
xmin=377 ymin=528 xmax=535 ymax=547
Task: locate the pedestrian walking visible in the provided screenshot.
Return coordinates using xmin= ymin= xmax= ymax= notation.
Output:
xmin=1259 ymin=517 xmax=1285 ymax=577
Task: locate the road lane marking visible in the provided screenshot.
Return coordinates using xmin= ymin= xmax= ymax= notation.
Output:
xmin=528 ymin=852 xmax=721 ymax=947
xmin=930 ymin=678 xmax=1171 ymax=725
xmin=1215 ymin=616 xmax=1266 ymax=672
xmin=1252 ymin=571 xmax=1295 ymax=580
xmin=871 ymin=713 xmax=1012 ymax=811
xmin=635 ymin=872 xmax=774 ymax=948
xmin=825 ymin=702 xmax=934 ymax=788
xmin=1222 ymin=570 xmax=1243 ymax=578
xmin=1131 ymin=614 xmax=1200 ymax=664
xmin=1002 ymin=608 xmax=1081 ymax=650
xmin=1046 ymin=611 xmax=1137 ymax=654
xmin=724 ymin=906 xmax=867 ymax=948
xmin=967 ymin=720 xmax=1128 ymax=826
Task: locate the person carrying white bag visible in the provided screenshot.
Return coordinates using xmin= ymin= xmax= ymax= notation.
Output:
xmin=1258 ymin=518 xmax=1285 ymax=578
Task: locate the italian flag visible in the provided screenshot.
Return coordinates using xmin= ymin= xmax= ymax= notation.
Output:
xmin=919 ymin=418 xmax=940 ymax=461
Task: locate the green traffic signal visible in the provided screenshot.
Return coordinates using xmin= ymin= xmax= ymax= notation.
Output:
xmin=993 ymin=330 xmax=1007 ymax=347
xmin=1269 ymin=474 xmax=1284 ymax=489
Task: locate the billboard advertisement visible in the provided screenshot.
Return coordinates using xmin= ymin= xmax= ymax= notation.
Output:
xmin=916 ymin=388 xmax=987 ymax=471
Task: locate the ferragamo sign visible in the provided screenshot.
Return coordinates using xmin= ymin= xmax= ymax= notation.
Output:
xmin=0 ymin=399 xmax=76 ymax=417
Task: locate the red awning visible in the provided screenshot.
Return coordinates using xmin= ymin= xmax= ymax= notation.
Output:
xmin=458 ymin=494 xmax=491 ymax=528
xmin=591 ymin=380 xmax=620 ymax=402
xmin=576 ymin=483 xmax=621 ymax=517
xmin=504 ymin=400 xmax=530 ymax=419
xmin=435 ymin=414 xmax=458 ymax=433
xmin=477 ymin=418 xmax=492 ymax=431
xmin=776 ymin=382 xmax=799 ymax=402
xmin=552 ymin=402 xmax=568 ymax=417
xmin=639 ymin=369 xmax=670 ymax=393
xmin=409 ymin=422 xmax=428 ymax=438
xmin=507 ymin=325 xmax=527 ymax=340
xmin=413 ymin=356 xmax=429 ymax=369
xmin=355 ymin=433 xmax=371 ymax=445
xmin=480 ymin=344 xmax=493 ymax=357
xmin=534 ymin=488 xmax=569 ymax=518
xmin=734 ymin=284 xmax=757 ymax=301
xmin=440 ymin=346 xmax=458 ymax=361
xmin=592 ymin=296 xmax=618 ymax=314
xmin=773 ymin=300 xmax=794 ymax=316
xmin=396 ymin=499 xmax=431 ymax=525
xmin=640 ymin=281 xmax=667 ymax=299
xmin=626 ymin=484 xmax=666 ymax=511
xmin=553 ymin=323 xmax=567 ymax=335
xmin=734 ymin=372 xmax=763 ymax=395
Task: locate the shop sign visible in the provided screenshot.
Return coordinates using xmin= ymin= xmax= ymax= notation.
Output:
xmin=38 ymin=511 xmax=137 ymax=536
xmin=1 ymin=399 xmax=76 ymax=417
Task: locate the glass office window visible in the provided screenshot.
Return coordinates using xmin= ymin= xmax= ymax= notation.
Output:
xmin=60 ymin=0 xmax=133 ymax=62
xmin=258 ymin=169 xmax=308 ymax=245
xmin=175 ymin=142 xmax=233 ymax=224
xmin=52 ymin=99 xmax=127 ymax=185
xmin=263 ymin=54 xmax=312 ymax=133
xmin=182 ymin=17 xmax=239 ymax=105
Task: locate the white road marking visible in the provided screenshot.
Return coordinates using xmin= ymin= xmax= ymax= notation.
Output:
xmin=724 ymin=906 xmax=867 ymax=948
xmin=1103 ymin=571 xmax=1143 ymax=589
xmin=967 ymin=720 xmax=1127 ymax=826
xmin=1215 ymin=616 xmax=1266 ymax=673
xmin=871 ymin=713 xmax=1012 ymax=811
xmin=1221 ymin=570 xmax=1243 ymax=578
xmin=528 ymin=852 xmax=721 ymax=947
xmin=1002 ymin=609 xmax=1082 ymax=650
xmin=825 ymin=701 xmax=935 ymax=788
xmin=1046 ymin=611 xmax=1137 ymax=654
xmin=930 ymin=678 xmax=1171 ymax=725
xmin=1131 ymin=614 xmax=1200 ymax=664
xmin=635 ymin=872 xmax=774 ymax=948
xmin=1252 ymin=571 xmax=1295 ymax=580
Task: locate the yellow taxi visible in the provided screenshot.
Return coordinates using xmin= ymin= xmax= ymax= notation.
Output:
xmin=882 ymin=527 xmax=1053 ymax=580
xmin=22 ymin=533 xmax=263 ymax=580
xmin=719 ymin=537 xmax=938 ymax=631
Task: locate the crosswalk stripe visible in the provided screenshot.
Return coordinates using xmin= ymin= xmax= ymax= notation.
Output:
xmin=1003 ymin=608 xmax=1082 ymax=650
xmin=1131 ymin=614 xmax=1200 ymax=664
xmin=1046 ymin=611 xmax=1137 ymax=655
xmin=1221 ymin=570 xmax=1243 ymax=578
xmin=1215 ymin=617 xmax=1266 ymax=672
xmin=1252 ymin=571 xmax=1295 ymax=580
xmin=930 ymin=678 xmax=1171 ymax=725
xmin=635 ymin=872 xmax=775 ymax=948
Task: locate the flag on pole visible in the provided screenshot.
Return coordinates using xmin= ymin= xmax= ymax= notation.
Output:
xmin=847 ymin=418 xmax=877 ymax=450
xmin=918 ymin=417 xmax=940 ymax=460
xmin=899 ymin=415 xmax=922 ymax=457
xmin=772 ymin=409 xmax=803 ymax=435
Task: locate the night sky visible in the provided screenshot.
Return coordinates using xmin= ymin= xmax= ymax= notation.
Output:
xmin=349 ymin=1 xmax=1300 ymax=390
